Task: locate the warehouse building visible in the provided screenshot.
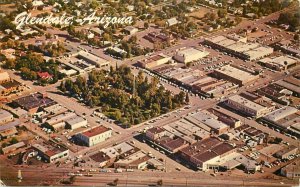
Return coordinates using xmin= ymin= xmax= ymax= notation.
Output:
xmin=0 ymin=109 xmax=14 ymax=125
xmin=114 ymin=151 xmax=151 ymax=169
xmin=76 ymin=125 xmax=112 ymax=147
xmin=65 ymin=116 xmax=87 ymax=130
xmin=281 ymin=160 xmax=300 ymax=178
xmin=226 ymin=95 xmax=269 ymax=118
xmin=262 ymin=106 xmax=300 ymax=135
xmin=137 ymin=54 xmax=171 ymax=69
xmin=259 ymin=55 xmax=299 ymax=71
xmin=204 ymin=35 xmax=273 ymax=61
xmin=173 ymin=48 xmax=209 ymax=64
xmin=213 ymin=65 xmax=259 ymax=86
xmin=13 ymin=93 xmax=57 ymax=114
xmin=32 ymin=143 xmax=69 ymax=163
xmin=179 ymin=137 xmax=235 ymax=171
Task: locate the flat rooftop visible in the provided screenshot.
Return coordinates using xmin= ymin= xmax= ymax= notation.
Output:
xmin=215 ymin=65 xmax=258 ymax=82
xmin=81 ymin=125 xmax=110 ymax=138
xmin=228 ymin=95 xmax=267 ymax=111
xmin=13 ymin=93 xmax=56 ymax=111
xmin=264 ymin=106 xmax=298 ymax=122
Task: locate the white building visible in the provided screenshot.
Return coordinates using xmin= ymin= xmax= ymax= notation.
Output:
xmin=173 ymin=48 xmax=209 ymax=64
xmin=77 ymin=126 xmax=112 ymax=147
xmin=65 ymin=116 xmax=87 ymax=130
xmin=226 ymin=95 xmax=269 ymax=118
xmin=123 ymin=26 xmax=138 ymax=35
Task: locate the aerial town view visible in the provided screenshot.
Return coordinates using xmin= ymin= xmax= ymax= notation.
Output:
xmin=0 ymin=0 xmax=300 ymax=186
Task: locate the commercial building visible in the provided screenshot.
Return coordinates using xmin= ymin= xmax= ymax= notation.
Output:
xmin=281 ymin=160 xmax=300 ymax=178
xmin=184 ymin=111 xmax=229 ymax=134
xmin=275 ymin=145 xmax=298 ymax=159
xmin=220 ymin=152 xmax=260 ymax=172
xmin=44 ymin=112 xmax=77 ymax=131
xmin=275 ymin=76 xmax=300 ymax=97
xmin=226 ymin=95 xmax=269 ymax=118
xmin=32 ymin=143 xmax=69 ymax=163
xmin=13 ymin=93 xmax=57 ymax=114
xmin=0 ymin=126 xmax=17 ymax=140
xmin=145 ymin=127 xmax=166 ymax=141
xmin=173 ymin=48 xmax=209 ymax=64
xmin=204 ymin=35 xmax=273 ymax=61
xmin=259 ymin=55 xmax=299 ymax=71
xmin=76 ymin=126 xmax=112 ymax=147
xmin=90 ymin=142 xmax=139 ymax=167
xmin=0 ymin=109 xmax=14 ymax=125
xmin=207 ymin=108 xmax=241 ymax=128
xmin=179 ymin=137 xmax=235 ymax=171
xmin=262 ymin=106 xmax=300 ymax=134
xmin=65 ymin=116 xmax=87 ymax=130
xmin=114 ymin=151 xmax=151 ymax=169
xmin=137 ymin=54 xmax=171 ymax=69
xmin=2 ymin=141 xmax=26 ymax=154
xmin=213 ymin=65 xmax=259 ymax=86
xmin=76 ymin=51 xmax=110 ymax=67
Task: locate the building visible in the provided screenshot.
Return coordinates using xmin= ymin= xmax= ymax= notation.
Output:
xmin=90 ymin=142 xmax=137 ymax=167
xmin=275 ymin=145 xmax=298 ymax=159
xmin=0 ymin=126 xmax=18 ymax=140
xmin=179 ymin=137 xmax=235 ymax=171
xmin=226 ymin=95 xmax=269 ymax=118
xmin=275 ymin=76 xmax=300 ymax=97
xmin=114 ymin=151 xmax=151 ymax=169
xmin=0 ymin=109 xmax=14 ymax=125
xmin=37 ymin=72 xmax=53 ymax=80
xmin=44 ymin=112 xmax=77 ymax=130
xmin=145 ymin=127 xmax=166 ymax=141
xmin=0 ymin=79 xmax=22 ymax=96
xmin=123 ymin=26 xmax=138 ymax=35
xmin=13 ymin=93 xmax=57 ymax=114
xmin=76 ymin=126 xmax=112 ymax=147
xmin=76 ymin=51 xmax=110 ymax=68
xmin=173 ymin=48 xmax=209 ymax=64
xmin=259 ymin=55 xmax=299 ymax=71
xmin=204 ymin=35 xmax=273 ymax=61
xmin=0 ymin=71 xmax=10 ymax=83
xmin=281 ymin=160 xmax=300 ymax=178
xmin=2 ymin=141 xmax=25 ymax=154
xmin=207 ymin=108 xmax=241 ymax=128
xmin=185 ymin=111 xmax=229 ymax=134
xmin=32 ymin=143 xmax=69 ymax=163
xmin=166 ymin=17 xmax=178 ymax=27
xmin=137 ymin=54 xmax=171 ymax=69
xmin=65 ymin=116 xmax=87 ymax=130
xmin=262 ymin=106 xmax=300 ymax=134
xmin=213 ymin=65 xmax=259 ymax=86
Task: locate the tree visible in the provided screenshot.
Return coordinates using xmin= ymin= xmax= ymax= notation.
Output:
xmin=144 ymin=22 xmax=149 ymax=29
xmin=294 ymin=34 xmax=299 ymax=41
xmin=185 ymin=93 xmax=190 ymax=104
xmin=218 ymin=9 xmax=227 ymax=18
xmin=10 ymin=137 xmax=19 ymax=144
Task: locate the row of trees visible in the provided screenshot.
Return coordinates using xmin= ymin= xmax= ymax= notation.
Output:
xmin=60 ymin=65 xmax=188 ymax=127
xmin=3 ymin=53 xmax=66 ymax=83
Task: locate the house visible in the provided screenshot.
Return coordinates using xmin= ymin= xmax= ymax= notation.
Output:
xmin=38 ymin=72 xmax=53 ymax=80
xmin=123 ymin=26 xmax=138 ymax=35
xmin=166 ymin=18 xmax=178 ymax=27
